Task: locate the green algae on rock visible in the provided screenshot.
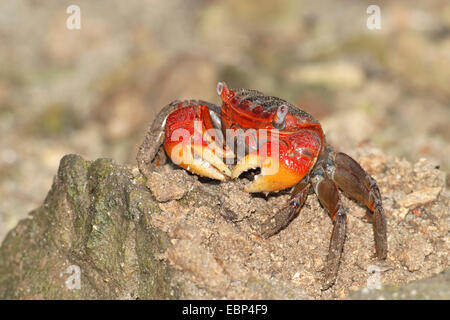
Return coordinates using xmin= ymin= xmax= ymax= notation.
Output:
xmin=0 ymin=154 xmax=177 ymax=299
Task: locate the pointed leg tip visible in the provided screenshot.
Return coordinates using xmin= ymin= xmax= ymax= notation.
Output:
xmin=321 ymin=263 xmax=339 ymax=291
xmin=376 ymin=247 xmax=388 ymax=260
xmin=259 ymin=225 xmax=277 ymax=239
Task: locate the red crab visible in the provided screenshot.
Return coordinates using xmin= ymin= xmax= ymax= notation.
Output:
xmin=137 ymin=82 xmax=387 ymax=289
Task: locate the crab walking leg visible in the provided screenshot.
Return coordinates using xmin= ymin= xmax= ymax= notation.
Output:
xmin=260 ymin=177 xmax=311 ymax=238
xmin=311 ymin=168 xmax=347 ymax=290
xmin=327 ymin=152 xmax=387 ymax=259
xmin=137 ymin=100 xmax=183 ymax=179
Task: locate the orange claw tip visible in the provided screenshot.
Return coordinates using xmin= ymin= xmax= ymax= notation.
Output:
xmin=244 ymin=159 xmax=306 ymax=192
xmin=231 ymin=153 xmax=306 ymax=193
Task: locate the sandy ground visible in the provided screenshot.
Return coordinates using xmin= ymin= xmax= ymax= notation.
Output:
xmin=144 ymin=146 xmax=449 ymax=299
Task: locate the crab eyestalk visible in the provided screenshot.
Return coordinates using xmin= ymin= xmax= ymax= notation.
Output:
xmin=273 ymin=104 xmax=288 ymax=129
xmin=216 ymin=81 xmax=234 ymax=102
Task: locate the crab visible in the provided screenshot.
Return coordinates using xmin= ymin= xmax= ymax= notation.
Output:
xmin=137 ymin=82 xmax=387 ymax=289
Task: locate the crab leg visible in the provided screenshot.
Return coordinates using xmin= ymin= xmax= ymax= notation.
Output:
xmin=326 ymin=152 xmax=387 ymax=259
xmin=260 ymin=176 xmax=311 ymax=238
xmin=310 ymin=167 xmax=347 ymax=290
xmin=137 ymin=100 xmax=184 ymax=179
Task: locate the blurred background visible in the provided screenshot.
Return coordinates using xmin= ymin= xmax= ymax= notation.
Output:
xmin=0 ymin=0 xmax=449 ymax=241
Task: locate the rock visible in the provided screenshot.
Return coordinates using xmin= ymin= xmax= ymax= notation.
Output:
xmin=399 ymin=235 xmax=434 ymax=272
xmin=399 ymin=187 xmax=442 ymax=208
xmin=348 ymin=269 xmax=450 ymax=300
xmin=167 ymin=239 xmax=230 ymax=296
xmin=0 ymin=155 xmax=177 ymax=299
xmin=146 ymin=166 xmax=195 ymax=202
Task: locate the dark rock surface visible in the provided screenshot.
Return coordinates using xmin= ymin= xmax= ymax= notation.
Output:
xmin=0 ymin=155 xmax=177 ymax=299
xmin=349 ymin=269 xmax=450 ymax=300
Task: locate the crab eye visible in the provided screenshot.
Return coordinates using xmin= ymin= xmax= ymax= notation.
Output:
xmin=273 ymin=104 xmax=288 ymax=129
xmin=216 ymin=82 xmax=225 ymax=96
xmin=217 ymin=81 xmax=234 ymax=102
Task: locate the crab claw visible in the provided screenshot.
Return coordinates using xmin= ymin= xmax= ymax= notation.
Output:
xmin=163 ymin=103 xmax=232 ymax=180
xmin=231 ymin=131 xmax=320 ymax=193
